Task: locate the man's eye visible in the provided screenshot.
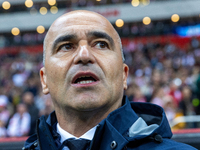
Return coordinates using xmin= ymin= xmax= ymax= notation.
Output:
xmin=59 ymin=43 xmax=74 ymax=51
xmin=94 ymin=41 xmax=109 ymax=49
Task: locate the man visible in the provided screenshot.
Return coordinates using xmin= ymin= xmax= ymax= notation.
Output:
xmin=23 ymin=10 xmax=196 ymax=150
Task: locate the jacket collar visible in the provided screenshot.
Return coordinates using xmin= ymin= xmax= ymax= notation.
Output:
xmin=24 ymin=95 xmax=172 ymax=150
xmin=130 ymin=101 xmax=172 ymax=139
xmin=90 ymin=96 xmax=172 ymax=150
xmin=44 ymin=96 xmax=139 ymax=150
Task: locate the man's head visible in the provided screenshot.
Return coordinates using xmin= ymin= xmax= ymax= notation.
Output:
xmin=40 ymin=10 xmax=129 ymax=115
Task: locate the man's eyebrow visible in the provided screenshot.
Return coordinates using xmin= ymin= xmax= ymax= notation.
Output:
xmin=87 ymin=31 xmax=114 ymax=47
xmin=52 ymin=34 xmax=77 ymax=51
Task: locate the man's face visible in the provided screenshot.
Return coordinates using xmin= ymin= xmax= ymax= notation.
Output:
xmin=40 ymin=11 xmax=129 ymax=113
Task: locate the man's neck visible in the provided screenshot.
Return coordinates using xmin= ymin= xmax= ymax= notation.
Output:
xmin=55 ymin=109 xmax=106 ymax=137
xmin=55 ymin=101 xmax=122 ymax=137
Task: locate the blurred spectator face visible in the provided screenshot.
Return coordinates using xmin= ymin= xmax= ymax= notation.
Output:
xmin=22 ymin=92 xmax=34 ymax=105
xmin=163 ymin=95 xmax=175 ymax=109
xmin=0 ymin=120 xmax=4 ymax=127
xmin=182 ymin=86 xmax=192 ymax=100
xmin=17 ymin=103 xmax=27 ymax=116
xmin=133 ymin=88 xmax=143 ymax=99
xmin=170 ymin=81 xmax=178 ymax=91
xmin=0 ymin=106 xmax=5 ymax=112
xmin=155 ymin=87 xmax=165 ymax=98
xmin=152 ymin=71 xmax=161 ymax=85
xmin=0 ymin=96 xmax=8 ymax=112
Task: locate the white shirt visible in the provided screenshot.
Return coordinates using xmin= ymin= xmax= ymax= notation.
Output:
xmin=57 ymin=123 xmax=97 ymax=150
xmin=7 ymin=112 xmax=31 ymax=137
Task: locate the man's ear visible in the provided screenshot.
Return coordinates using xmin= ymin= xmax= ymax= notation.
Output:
xmin=40 ymin=67 xmax=49 ymax=94
xmin=123 ymin=63 xmax=129 ymax=90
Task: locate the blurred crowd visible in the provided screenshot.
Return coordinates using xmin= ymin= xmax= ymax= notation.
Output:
xmin=0 ymin=52 xmax=54 ymax=137
xmin=124 ymin=36 xmax=200 ymax=129
xmin=0 ymin=35 xmax=200 ymax=138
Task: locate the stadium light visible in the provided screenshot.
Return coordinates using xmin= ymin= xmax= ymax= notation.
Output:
xmin=48 ymin=0 xmax=56 ymax=6
xmin=143 ymin=17 xmax=151 ymax=25
xmin=25 ymin=0 xmax=33 ymax=8
xmin=50 ymin=6 xmax=58 ymax=14
xmin=131 ymin=0 xmax=139 ymax=7
xmin=2 ymin=1 xmax=10 ymax=10
xmin=115 ymin=19 xmax=124 ymax=28
xmin=40 ymin=7 xmax=47 ymax=15
xmin=11 ymin=27 xmax=20 ymax=36
xmin=171 ymin=14 xmax=180 ymax=22
xmin=37 ymin=25 xmax=45 ymax=34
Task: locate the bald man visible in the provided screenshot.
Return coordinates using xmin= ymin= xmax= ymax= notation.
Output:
xmin=23 ymin=10 xmax=196 ymax=150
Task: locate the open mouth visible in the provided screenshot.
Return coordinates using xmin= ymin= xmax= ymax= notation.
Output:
xmin=74 ymin=76 xmax=97 ymax=84
xmin=72 ymin=73 xmax=99 ymax=85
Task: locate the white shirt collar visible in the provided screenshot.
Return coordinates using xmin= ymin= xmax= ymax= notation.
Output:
xmin=57 ymin=123 xmax=97 ymax=143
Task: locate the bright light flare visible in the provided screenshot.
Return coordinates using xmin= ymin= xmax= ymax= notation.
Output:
xmin=40 ymin=7 xmax=47 ymax=15
xmin=25 ymin=0 xmax=33 ymax=8
xmin=37 ymin=25 xmax=45 ymax=34
xmin=2 ymin=1 xmax=11 ymax=10
xmin=171 ymin=14 xmax=180 ymax=22
xmin=115 ymin=19 xmax=124 ymax=27
xmin=50 ymin=6 xmax=58 ymax=14
xmin=131 ymin=0 xmax=139 ymax=7
xmin=11 ymin=27 xmax=20 ymax=36
xmin=48 ymin=0 xmax=56 ymax=6
xmin=143 ymin=17 xmax=151 ymax=25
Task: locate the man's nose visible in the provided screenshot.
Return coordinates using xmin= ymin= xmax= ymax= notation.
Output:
xmin=73 ymin=44 xmax=95 ymax=64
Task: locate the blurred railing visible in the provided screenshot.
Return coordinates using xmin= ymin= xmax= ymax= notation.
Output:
xmin=0 ymin=137 xmax=27 ymax=150
xmin=172 ymin=128 xmax=200 ymax=149
xmin=170 ymin=115 xmax=200 ymax=128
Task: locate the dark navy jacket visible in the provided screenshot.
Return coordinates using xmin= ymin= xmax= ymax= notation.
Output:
xmin=23 ymin=96 xmax=197 ymax=150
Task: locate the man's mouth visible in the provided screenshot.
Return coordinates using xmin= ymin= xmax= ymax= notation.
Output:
xmin=74 ymin=76 xmax=97 ymax=84
xmin=72 ymin=72 xmax=99 ymax=85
